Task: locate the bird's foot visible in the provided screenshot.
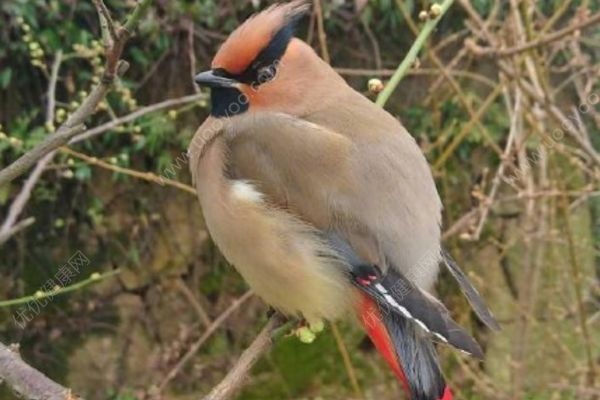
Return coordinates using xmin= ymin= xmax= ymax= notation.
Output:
xmin=266 ymin=306 xmax=277 ymax=318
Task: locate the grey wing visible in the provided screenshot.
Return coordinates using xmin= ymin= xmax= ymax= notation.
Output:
xmin=227 ymin=111 xmax=443 ymax=289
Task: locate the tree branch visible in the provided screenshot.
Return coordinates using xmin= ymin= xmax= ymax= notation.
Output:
xmin=157 ymin=291 xmax=254 ymax=393
xmin=468 ymin=11 xmax=600 ymax=57
xmin=0 ymin=0 xmax=152 ymax=187
xmin=70 ymin=92 xmax=205 ymax=144
xmin=0 ymin=152 xmax=53 ymax=244
xmin=201 ymin=314 xmax=291 ymax=400
xmin=0 ymin=217 xmax=35 ymax=246
xmin=45 ymin=51 xmax=62 ymax=127
xmin=60 ymin=147 xmax=196 ymax=195
xmin=0 ymin=342 xmax=73 ymax=400
xmin=92 ymin=0 xmax=117 ymax=47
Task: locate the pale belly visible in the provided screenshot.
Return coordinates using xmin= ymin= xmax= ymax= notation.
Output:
xmin=201 ymin=180 xmax=354 ymax=324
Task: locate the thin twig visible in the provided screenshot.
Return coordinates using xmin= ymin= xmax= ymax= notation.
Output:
xmin=0 ymin=92 xmax=202 ymax=245
xmin=201 ymin=313 xmax=289 ymax=400
xmin=70 ymin=92 xmax=206 ymax=144
xmin=158 ymin=291 xmax=254 ymax=393
xmin=334 ymin=67 xmax=498 ymax=89
xmin=376 ymin=0 xmax=456 ymax=106
xmin=471 ymin=11 xmax=600 ymax=57
xmin=460 ymin=0 xmax=600 ymax=169
xmin=45 ymin=51 xmax=62 ymax=126
xmin=0 ymin=121 xmax=84 ymax=187
xmin=469 ymin=89 xmax=522 ymax=240
xmin=392 ymin=1 xmax=503 ymax=158
xmin=92 ymin=0 xmax=117 ymax=46
xmin=0 ymin=217 xmax=35 ymax=246
xmin=560 ymin=194 xmax=597 ymax=385
xmin=331 ymin=322 xmax=363 ymax=399
xmin=0 ymin=270 xmax=120 ymax=308
xmin=313 ymin=0 xmax=330 ymax=64
xmin=0 ymin=152 xmax=55 ymax=243
xmin=60 ymin=147 xmax=196 ymax=195
xmin=173 ymin=277 xmax=212 ymax=328
xmin=433 ymin=84 xmax=504 ymax=170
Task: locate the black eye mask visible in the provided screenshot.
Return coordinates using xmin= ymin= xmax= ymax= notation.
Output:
xmin=209 ymin=14 xmax=302 ymax=118
xmin=217 ymin=13 xmax=300 ymax=86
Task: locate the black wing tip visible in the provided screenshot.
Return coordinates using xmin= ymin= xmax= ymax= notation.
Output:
xmin=441 ymin=249 xmax=501 ymax=331
xmin=451 ymin=331 xmax=485 ymax=360
xmin=484 ymin=314 xmax=501 ymax=331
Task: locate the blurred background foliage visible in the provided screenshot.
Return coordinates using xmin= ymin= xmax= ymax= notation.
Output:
xmin=0 ymin=0 xmax=599 ymax=399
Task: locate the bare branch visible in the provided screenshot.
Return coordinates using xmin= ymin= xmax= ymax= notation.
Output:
xmin=0 ymin=152 xmax=54 ymax=244
xmin=201 ymin=314 xmax=288 ymax=400
xmin=0 ymin=342 xmax=74 ymax=400
xmin=469 ymin=11 xmax=600 ymax=57
xmin=60 ymin=147 xmax=196 ymax=195
xmin=45 ymin=51 xmax=62 ymax=126
xmin=70 ymin=92 xmax=205 ymax=144
xmin=157 ymin=291 xmax=254 ymax=393
xmin=468 ymin=89 xmax=522 ymax=240
xmin=0 ymin=0 xmax=152 ymax=187
xmin=313 ymin=0 xmax=330 ymax=64
xmin=92 ymin=0 xmax=117 ymax=47
xmin=0 ymin=217 xmax=35 ymax=246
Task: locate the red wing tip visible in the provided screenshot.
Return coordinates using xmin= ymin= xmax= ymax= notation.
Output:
xmin=440 ymin=386 xmax=453 ymax=400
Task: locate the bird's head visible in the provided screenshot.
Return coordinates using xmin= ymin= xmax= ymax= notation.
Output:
xmin=195 ymin=1 xmax=345 ymax=118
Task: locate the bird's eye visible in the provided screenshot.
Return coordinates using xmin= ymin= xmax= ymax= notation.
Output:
xmin=257 ymin=64 xmax=277 ymax=84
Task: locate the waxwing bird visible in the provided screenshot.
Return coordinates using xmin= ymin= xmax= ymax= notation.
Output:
xmin=189 ymin=2 xmax=499 ymax=399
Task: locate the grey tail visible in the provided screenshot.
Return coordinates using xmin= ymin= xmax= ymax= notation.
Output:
xmin=381 ymin=304 xmax=449 ymax=400
xmin=441 ymin=249 xmax=500 ymax=331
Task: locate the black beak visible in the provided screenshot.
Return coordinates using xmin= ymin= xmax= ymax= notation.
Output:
xmin=194 ymin=70 xmax=237 ymax=88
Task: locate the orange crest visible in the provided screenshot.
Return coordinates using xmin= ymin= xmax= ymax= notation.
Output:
xmin=212 ymin=1 xmax=310 ymax=75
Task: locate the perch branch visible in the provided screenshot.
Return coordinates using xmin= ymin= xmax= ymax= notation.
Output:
xmin=201 ymin=314 xmax=292 ymax=400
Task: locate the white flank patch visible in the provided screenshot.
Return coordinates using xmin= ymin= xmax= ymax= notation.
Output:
xmin=231 ymin=181 xmax=263 ymax=203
